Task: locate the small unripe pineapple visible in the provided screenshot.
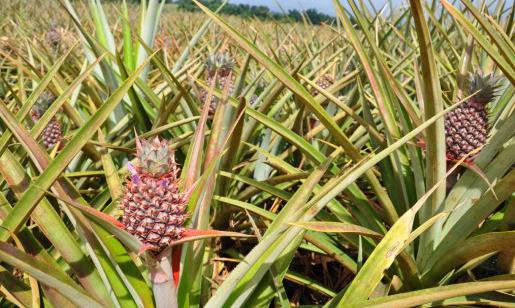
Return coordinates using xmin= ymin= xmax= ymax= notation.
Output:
xmin=12 ymin=268 xmax=24 ymax=280
xmin=31 ymin=91 xmax=62 ymax=149
xmin=46 ymin=25 xmax=62 ymax=49
xmin=200 ymin=52 xmax=235 ymax=117
xmin=444 ymin=72 xmax=500 ymax=161
xmin=249 ymin=94 xmax=259 ymax=107
xmin=311 ymin=74 xmax=334 ymax=97
xmin=308 ymin=74 xmax=335 ymax=129
xmin=120 ymin=136 xmax=188 ymax=252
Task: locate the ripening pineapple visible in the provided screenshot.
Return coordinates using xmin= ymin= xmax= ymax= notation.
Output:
xmin=31 ymin=91 xmax=62 ymax=149
xmin=310 ymin=74 xmax=334 ymax=97
xmin=46 ymin=25 xmax=62 ymax=49
xmin=444 ymin=72 xmax=500 ymax=161
xmin=308 ymin=74 xmax=335 ymax=129
xmin=249 ymin=94 xmax=259 ymax=107
xmin=120 ymin=136 xmax=188 ymax=252
xmin=200 ymin=52 xmax=235 ymax=117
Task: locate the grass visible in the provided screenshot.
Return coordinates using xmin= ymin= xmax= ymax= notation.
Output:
xmin=0 ymin=0 xmax=514 ymax=307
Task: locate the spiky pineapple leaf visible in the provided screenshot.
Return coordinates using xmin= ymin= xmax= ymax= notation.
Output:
xmin=0 ymin=242 xmax=103 ymax=307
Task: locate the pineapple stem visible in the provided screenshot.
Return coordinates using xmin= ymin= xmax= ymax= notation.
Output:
xmin=149 ymin=250 xmax=178 ymax=308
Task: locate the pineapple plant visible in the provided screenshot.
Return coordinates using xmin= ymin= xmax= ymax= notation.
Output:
xmin=200 ymin=52 xmax=235 ymax=117
xmin=444 ymin=72 xmax=500 ymax=161
xmin=30 ymin=91 xmax=63 ymax=149
xmin=120 ymin=136 xmax=188 ymax=252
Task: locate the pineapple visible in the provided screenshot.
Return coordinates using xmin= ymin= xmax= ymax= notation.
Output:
xmin=249 ymin=94 xmax=259 ymax=107
xmin=444 ymin=72 xmax=500 ymax=161
xmin=31 ymin=91 xmax=62 ymax=149
xmin=309 ymin=74 xmax=334 ymax=129
xmin=120 ymin=136 xmax=188 ymax=252
xmin=12 ymin=268 xmax=24 ymax=280
xmin=200 ymin=52 xmax=235 ymax=117
xmin=46 ymin=24 xmax=62 ymax=49
xmin=311 ymin=74 xmax=334 ymax=97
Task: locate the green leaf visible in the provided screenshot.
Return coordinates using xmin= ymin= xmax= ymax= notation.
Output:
xmin=0 ymin=52 xmax=156 ymax=241
xmin=361 ymin=280 xmax=515 ymax=307
xmin=408 ymin=0 xmax=447 ymax=265
xmin=194 ymin=0 xmax=399 ymax=225
xmin=330 ymin=145 xmax=470 ymax=306
xmin=0 ymin=266 xmax=32 ymax=308
xmin=0 ymin=242 xmax=103 ymax=307
xmin=423 ymin=231 xmax=515 ymax=286
xmin=426 ymin=167 xmax=515 ymax=281
xmin=0 ymin=149 xmax=115 ymax=303
xmin=290 ymin=221 xmax=383 ymax=238
xmin=205 ymin=152 xmax=337 ymax=307
xmin=0 ymin=42 xmax=76 ymax=156
xmin=441 ymin=0 xmax=515 ymax=84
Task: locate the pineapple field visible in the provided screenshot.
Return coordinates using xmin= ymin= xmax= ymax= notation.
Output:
xmin=0 ymin=0 xmax=514 ymax=307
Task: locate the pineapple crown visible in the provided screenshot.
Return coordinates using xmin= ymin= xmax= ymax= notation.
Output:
xmin=32 ymin=91 xmax=56 ymax=116
xmin=205 ymin=52 xmax=235 ymax=77
xmin=133 ymin=135 xmax=178 ymax=177
xmin=467 ymin=71 xmax=501 ymax=105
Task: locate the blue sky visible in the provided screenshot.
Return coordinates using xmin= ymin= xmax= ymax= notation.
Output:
xmin=229 ymin=0 xmax=405 ymax=16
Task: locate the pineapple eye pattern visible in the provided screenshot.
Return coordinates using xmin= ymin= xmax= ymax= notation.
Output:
xmin=444 ymin=72 xmax=500 ymax=161
xmin=120 ymin=136 xmax=188 ymax=252
xmin=31 ymin=91 xmax=63 ymax=149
